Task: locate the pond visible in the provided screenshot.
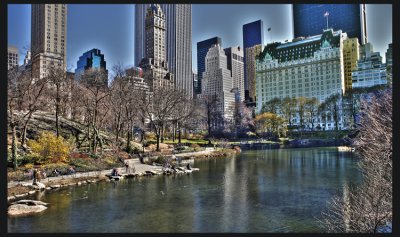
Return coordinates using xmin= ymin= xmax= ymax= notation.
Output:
xmin=8 ymin=147 xmax=362 ymax=233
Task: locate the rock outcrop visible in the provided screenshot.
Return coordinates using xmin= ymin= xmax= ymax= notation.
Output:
xmin=8 ymin=200 xmax=48 ymax=216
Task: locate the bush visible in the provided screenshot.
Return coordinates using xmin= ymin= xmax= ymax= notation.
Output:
xmin=190 ymin=143 xmax=201 ymax=152
xmin=27 ymin=131 xmax=72 ymax=164
xmin=154 ymin=155 xmax=166 ymax=164
xmin=145 ymin=132 xmax=157 ymax=141
xmin=17 ymin=155 xmax=37 ymax=166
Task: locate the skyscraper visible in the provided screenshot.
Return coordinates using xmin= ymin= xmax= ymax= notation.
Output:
xmin=243 ymin=20 xmax=264 ymax=102
xmin=245 ymin=44 xmax=264 ymax=104
xmin=224 ymin=46 xmax=245 ymax=102
xmin=386 ymin=43 xmax=392 ymax=84
xmin=352 ymin=43 xmax=387 ymax=89
xmin=8 ymin=46 xmax=19 ymax=70
xmin=386 ymin=43 xmax=392 ymax=66
xmin=343 ymin=37 xmax=360 ymax=91
xmin=139 ymin=4 xmax=174 ymax=91
xmin=192 ymin=71 xmax=198 ymax=96
xmin=135 ymin=4 xmax=192 ymax=97
xmin=201 ymin=43 xmax=235 ymax=122
xmin=292 ymin=4 xmax=367 ymax=44
xmin=196 ymin=36 xmax=221 ymax=94
xmin=31 ymin=4 xmax=67 ymax=79
xmin=75 ymin=48 xmax=108 ymax=85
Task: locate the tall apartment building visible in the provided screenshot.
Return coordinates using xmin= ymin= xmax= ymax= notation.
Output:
xmin=292 ymin=4 xmax=367 ymax=44
xmin=385 ymin=43 xmax=392 ymax=67
xmin=224 ymin=46 xmax=245 ymax=102
xmin=135 ymin=4 xmax=192 ymax=97
xmin=19 ymin=50 xmax=32 ymax=71
xmin=196 ymin=37 xmax=222 ymax=95
xmin=243 ymin=20 xmax=264 ymax=102
xmin=255 ymin=29 xmax=347 ymax=129
xmin=192 ymin=71 xmax=198 ymax=96
xmin=8 ymin=46 xmax=19 ymax=70
xmin=352 ymin=44 xmax=387 ymax=89
xmin=139 ymin=4 xmax=174 ymax=91
xmin=343 ymin=37 xmax=360 ymax=91
xmin=385 ymin=43 xmax=392 ymax=83
xmin=75 ymin=48 xmax=108 ymax=85
xmin=245 ymin=44 xmax=264 ymax=104
xmin=201 ymin=44 xmax=235 ymax=121
xmin=23 ymin=51 xmax=31 ymax=65
xmin=31 ymin=4 xmax=67 ymax=79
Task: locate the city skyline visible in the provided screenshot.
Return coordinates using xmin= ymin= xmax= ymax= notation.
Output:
xmin=8 ymin=4 xmax=392 ymax=74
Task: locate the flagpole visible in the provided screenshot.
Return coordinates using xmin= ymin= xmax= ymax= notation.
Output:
xmin=326 ymin=14 xmax=328 ymax=30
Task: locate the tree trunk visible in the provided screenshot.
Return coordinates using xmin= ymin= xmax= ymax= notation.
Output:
xmin=55 ymin=85 xmax=60 ymax=138
xmin=156 ymin=134 xmax=160 ymax=152
xmin=10 ymin=119 xmax=18 ymax=171
xmin=161 ymin=124 xmax=165 ymax=143
xmin=21 ymin=112 xmax=33 ymax=148
xmin=172 ymin=122 xmax=176 ymax=143
xmin=115 ymin=111 xmax=121 ymax=142
xmin=207 ymin=108 xmax=212 ymax=137
xmin=141 ymin=130 xmax=146 ymax=153
xmin=178 ymin=128 xmax=182 ymax=144
xmin=126 ymin=129 xmax=131 ymax=153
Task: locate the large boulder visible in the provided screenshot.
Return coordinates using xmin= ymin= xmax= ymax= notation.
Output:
xmin=8 ymin=200 xmax=48 ymax=216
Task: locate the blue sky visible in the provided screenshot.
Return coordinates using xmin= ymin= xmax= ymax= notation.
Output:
xmin=8 ymin=4 xmax=392 ymax=74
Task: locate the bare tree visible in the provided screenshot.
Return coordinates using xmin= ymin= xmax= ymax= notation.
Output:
xmin=281 ymin=96 xmax=297 ymax=130
xmin=297 ymin=97 xmax=307 ymax=132
xmin=46 ymin=65 xmax=68 ymax=137
xmin=200 ymin=94 xmax=224 ymax=138
xmin=17 ymin=68 xmax=49 ymax=148
xmin=261 ymin=97 xmax=281 ymax=114
xmin=7 ymin=68 xmax=25 ymax=170
xmin=78 ymin=68 xmax=110 ymax=153
xmin=109 ymin=63 xmax=128 ymax=143
xmin=321 ymin=89 xmax=392 ymax=233
xmin=305 ymin=97 xmax=319 ymax=130
xmin=319 ymin=93 xmax=341 ymax=134
xmin=170 ymin=91 xmax=197 ymax=144
xmin=230 ymin=101 xmax=254 ymax=138
xmin=143 ymin=86 xmax=185 ymax=151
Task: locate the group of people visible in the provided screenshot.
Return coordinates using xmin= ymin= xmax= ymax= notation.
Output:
xmin=53 ymin=166 xmax=76 ymax=177
xmin=111 ymin=168 xmax=120 ymax=176
xmin=31 ymin=168 xmax=45 ymax=184
xmin=30 ymin=166 xmax=76 ymax=184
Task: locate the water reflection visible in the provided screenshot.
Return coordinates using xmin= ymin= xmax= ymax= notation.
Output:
xmin=8 ymin=147 xmax=361 ymax=233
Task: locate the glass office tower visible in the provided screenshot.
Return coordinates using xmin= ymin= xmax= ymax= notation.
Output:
xmin=292 ymin=4 xmax=367 ymax=44
xmin=196 ymin=37 xmax=222 ymax=94
xmin=75 ymin=48 xmax=108 ymax=85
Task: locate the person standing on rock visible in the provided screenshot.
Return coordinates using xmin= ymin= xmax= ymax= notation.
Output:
xmin=125 ymin=161 xmax=129 ymax=173
xmin=36 ymin=169 xmax=41 ymax=183
xmin=32 ymin=168 xmax=37 ymax=185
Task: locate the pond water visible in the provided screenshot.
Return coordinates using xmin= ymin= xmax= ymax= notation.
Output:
xmin=8 ymin=147 xmax=362 ymax=233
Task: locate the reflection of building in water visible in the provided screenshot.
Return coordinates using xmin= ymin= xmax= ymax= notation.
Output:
xmin=222 ymin=157 xmax=249 ymax=231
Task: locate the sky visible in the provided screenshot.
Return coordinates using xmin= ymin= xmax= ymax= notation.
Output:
xmin=8 ymin=4 xmax=392 ymax=74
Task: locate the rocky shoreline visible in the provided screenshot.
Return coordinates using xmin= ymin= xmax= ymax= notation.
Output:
xmin=7 ymin=148 xmax=239 ymax=216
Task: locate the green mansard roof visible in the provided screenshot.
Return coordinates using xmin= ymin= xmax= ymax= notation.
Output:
xmin=257 ymin=29 xmax=343 ymax=63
